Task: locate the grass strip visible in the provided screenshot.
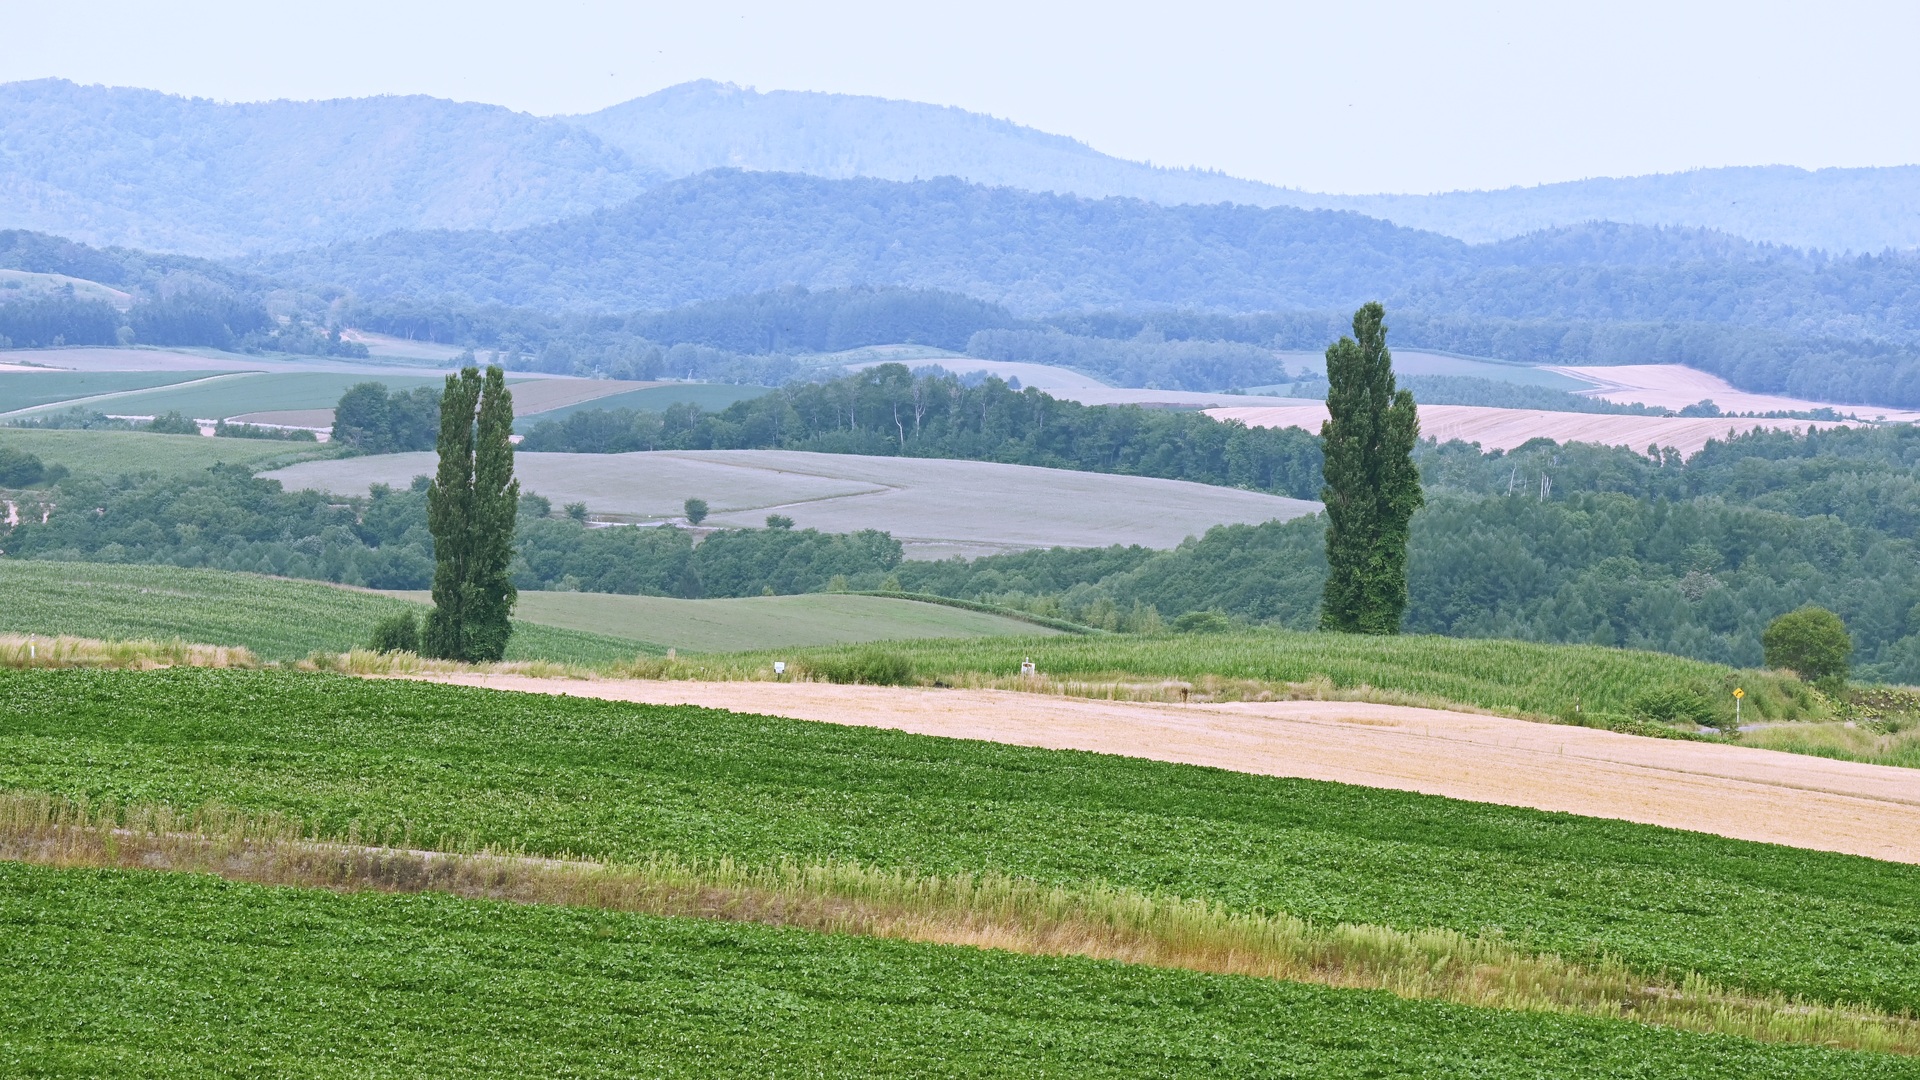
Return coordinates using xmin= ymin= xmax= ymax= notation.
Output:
xmin=11 ymin=864 xmax=1915 ymax=1079
xmin=2 ymin=667 xmax=1916 ymax=1016
xmin=852 ymin=590 xmax=1106 ymax=634
xmin=4 ymin=790 xmax=1918 ymax=1056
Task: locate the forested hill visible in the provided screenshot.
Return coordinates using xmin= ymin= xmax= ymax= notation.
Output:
xmin=9 ymin=77 xmax=1920 ymax=257
xmin=253 ymin=170 xmax=1920 ymax=338
xmin=0 ymin=79 xmax=661 ymax=256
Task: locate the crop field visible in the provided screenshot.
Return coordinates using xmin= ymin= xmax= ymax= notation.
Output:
xmin=7 ymin=864 xmax=1904 ymax=1077
xmin=658 ymin=628 xmax=1818 ymax=725
xmin=0 ymin=428 xmax=332 ymax=478
xmin=383 ymin=588 xmax=1061 ymax=652
xmin=1210 ymin=402 xmax=1848 ymax=455
xmin=0 ymin=369 xmax=227 ymax=414
xmin=16 ymin=370 xmax=463 ymax=421
xmin=0 ymin=667 xmax=1916 ymax=1020
xmin=514 ymin=381 xmax=775 ymax=429
xmin=1552 ymin=364 xmax=1920 ymax=422
xmin=0 ymin=561 xmax=655 ymax=662
xmin=266 ymin=449 xmax=1321 ymax=559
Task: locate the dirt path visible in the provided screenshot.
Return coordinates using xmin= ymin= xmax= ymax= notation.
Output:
xmin=418 ymin=675 xmax=1920 ymax=864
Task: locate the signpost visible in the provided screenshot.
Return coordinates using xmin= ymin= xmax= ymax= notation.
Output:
xmin=1733 ymin=687 xmax=1745 ymax=727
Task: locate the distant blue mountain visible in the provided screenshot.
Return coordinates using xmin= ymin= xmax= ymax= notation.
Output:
xmin=5 ymin=77 xmax=1919 ymax=257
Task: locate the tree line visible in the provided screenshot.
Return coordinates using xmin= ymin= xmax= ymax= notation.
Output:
xmin=519 ymin=364 xmax=1325 ymax=500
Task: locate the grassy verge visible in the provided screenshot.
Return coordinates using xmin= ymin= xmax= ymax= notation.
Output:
xmin=853 ymin=590 xmax=1104 ymax=634
xmin=5 ymin=791 xmax=1917 ymax=1058
xmin=611 ymin=629 xmax=1825 ymax=726
xmin=9 ymin=862 xmax=1910 ymax=1078
xmin=0 ymin=560 xmax=658 ymax=663
xmin=2 ymin=667 xmax=1915 ymax=1016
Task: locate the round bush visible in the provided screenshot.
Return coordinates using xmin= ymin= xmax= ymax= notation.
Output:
xmin=1762 ymin=606 xmax=1852 ymax=684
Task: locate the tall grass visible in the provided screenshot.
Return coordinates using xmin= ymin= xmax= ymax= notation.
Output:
xmin=0 ymin=633 xmax=258 ymax=670
xmin=1741 ymin=721 xmax=1920 ymax=769
xmin=2 ymin=789 xmax=1913 ymax=1056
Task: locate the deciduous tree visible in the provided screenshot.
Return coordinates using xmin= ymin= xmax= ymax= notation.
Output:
xmin=423 ymin=365 xmax=519 ymax=661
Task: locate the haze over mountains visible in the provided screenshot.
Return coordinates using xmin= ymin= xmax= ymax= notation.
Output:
xmin=5 ymin=77 xmax=1919 ymax=256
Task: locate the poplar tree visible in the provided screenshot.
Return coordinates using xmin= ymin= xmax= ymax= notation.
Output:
xmin=422 ymin=364 xmax=520 ymax=661
xmin=1319 ymin=303 xmax=1422 ymax=634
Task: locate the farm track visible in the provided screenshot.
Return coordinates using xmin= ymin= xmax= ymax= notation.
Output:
xmin=420 ymin=675 xmax=1920 ymax=863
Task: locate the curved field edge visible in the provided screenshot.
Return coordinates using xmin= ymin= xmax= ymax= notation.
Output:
xmin=6 ymin=866 xmax=1909 ymax=1078
xmin=2 ymin=668 xmax=1915 ymax=1016
xmin=4 ymin=791 xmax=1918 ymax=1056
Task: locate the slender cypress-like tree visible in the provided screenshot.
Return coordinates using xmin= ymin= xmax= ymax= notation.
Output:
xmin=423 ymin=364 xmax=520 ymax=661
xmin=1319 ymin=303 xmax=1422 ymax=634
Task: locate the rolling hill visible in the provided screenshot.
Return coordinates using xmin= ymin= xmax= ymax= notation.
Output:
xmin=0 ymin=79 xmax=661 ymax=256
xmin=8 ymin=78 xmax=1920 ymax=256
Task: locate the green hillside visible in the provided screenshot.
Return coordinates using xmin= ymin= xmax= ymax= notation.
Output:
xmin=0 ymin=427 xmax=331 ymax=478
xmin=3 ymin=860 xmax=1901 ymax=1077
xmin=0 ymin=561 xmax=652 ymax=662
xmin=0 ymin=668 xmax=1913 ymax=1019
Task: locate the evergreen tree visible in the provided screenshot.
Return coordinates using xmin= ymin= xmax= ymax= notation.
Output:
xmin=422 ymin=365 xmax=520 ymax=661
xmin=1318 ymin=303 xmax=1422 ymax=633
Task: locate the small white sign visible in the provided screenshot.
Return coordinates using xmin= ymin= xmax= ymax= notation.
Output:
xmin=1020 ymin=658 xmax=1036 ymax=676
xmin=773 ymin=661 xmax=787 ymax=675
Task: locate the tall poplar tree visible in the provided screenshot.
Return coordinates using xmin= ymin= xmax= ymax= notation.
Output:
xmin=1319 ymin=303 xmax=1422 ymax=634
xmin=423 ymin=364 xmax=520 ymax=661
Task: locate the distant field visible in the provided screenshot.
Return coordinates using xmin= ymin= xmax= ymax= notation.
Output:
xmin=514 ymin=382 xmax=774 ymax=429
xmin=0 ymin=268 xmax=132 ymax=308
xmin=266 ymin=449 xmax=1322 ymax=559
xmin=0 ymin=561 xmax=652 ymax=662
xmin=16 ymin=371 xmax=459 ymax=421
xmin=0 ymin=428 xmax=332 ymax=478
xmin=1554 ymin=364 xmax=1920 ymax=422
xmin=845 ymin=357 xmax=1315 ymax=409
xmin=0 ymin=369 xmax=228 ymax=414
xmin=1279 ymin=349 xmax=1592 ymax=390
xmin=382 ymin=588 xmax=1060 ymax=652
xmin=1210 ymin=402 xmax=1849 ymax=455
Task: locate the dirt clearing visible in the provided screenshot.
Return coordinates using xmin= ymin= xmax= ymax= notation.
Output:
xmin=423 ymin=675 xmax=1920 ymax=863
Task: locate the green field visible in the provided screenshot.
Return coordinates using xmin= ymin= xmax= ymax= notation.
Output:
xmin=0 ymin=428 xmax=333 ymax=478
xmin=384 ymin=588 xmax=1061 ymax=651
xmin=0 ymin=562 xmax=656 ymax=662
xmin=1 ymin=862 xmax=1903 ymax=1078
xmin=665 ymin=628 xmax=1821 ymax=726
xmin=13 ymin=371 xmax=457 ymax=421
xmin=513 ymin=382 xmax=774 ymax=430
xmin=3 ymin=667 xmax=1914 ymax=1016
xmin=0 ymin=370 xmax=227 ymax=414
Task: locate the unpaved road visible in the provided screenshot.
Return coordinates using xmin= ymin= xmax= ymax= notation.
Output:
xmin=420 ymin=675 xmax=1920 ymax=864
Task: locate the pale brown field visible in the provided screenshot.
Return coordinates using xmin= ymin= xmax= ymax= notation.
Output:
xmin=1207 ymin=402 xmax=1849 ymax=454
xmin=266 ymin=449 xmax=1321 ymax=558
xmin=1552 ymin=364 xmax=1920 ymax=421
xmin=419 ymin=675 xmax=1920 ymax=864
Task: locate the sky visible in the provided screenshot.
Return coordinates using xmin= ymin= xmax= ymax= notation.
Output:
xmin=6 ymin=0 xmax=1917 ymax=195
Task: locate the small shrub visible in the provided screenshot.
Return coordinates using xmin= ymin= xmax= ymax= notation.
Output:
xmin=683 ymin=498 xmax=709 ymax=525
xmin=766 ymin=514 xmax=794 ymax=530
xmin=1172 ymin=610 xmax=1232 ymax=634
xmin=0 ymin=446 xmax=47 ymax=486
xmin=812 ymin=650 xmax=914 ymax=686
xmin=1763 ymin=606 xmax=1852 ymax=686
xmin=368 ymin=611 xmax=420 ymax=654
xmin=145 ymin=411 xmax=200 ymax=435
xmin=564 ymin=502 xmax=589 ymax=522
xmin=1629 ymin=684 xmax=1716 ymax=729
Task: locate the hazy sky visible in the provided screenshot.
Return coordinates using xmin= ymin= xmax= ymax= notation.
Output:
xmin=7 ymin=0 xmax=1916 ymax=194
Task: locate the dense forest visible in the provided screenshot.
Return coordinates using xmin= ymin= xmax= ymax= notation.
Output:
xmin=519 ymin=365 xmax=1325 ymax=499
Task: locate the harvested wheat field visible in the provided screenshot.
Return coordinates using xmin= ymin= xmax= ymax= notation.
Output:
xmin=424 ymin=675 xmax=1920 ymax=863
xmin=1208 ymin=402 xmax=1849 ymax=455
xmin=1552 ymin=363 xmax=1920 ymax=422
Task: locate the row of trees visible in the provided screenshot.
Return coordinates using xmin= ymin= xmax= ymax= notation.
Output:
xmin=522 ymin=364 xmax=1325 ymax=500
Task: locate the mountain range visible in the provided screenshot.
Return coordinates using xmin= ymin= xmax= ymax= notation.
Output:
xmin=5 ymin=77 xmax=1919 ymax=256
